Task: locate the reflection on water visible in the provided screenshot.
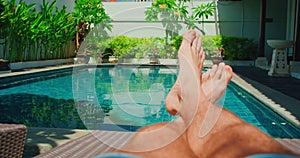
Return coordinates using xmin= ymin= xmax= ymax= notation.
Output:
xmin=0 ymin=93 xmax=86 ymax=129
xmin=1 ymin=66 xmax=300 ymax=138
xmin=0 ymin=67 xmax=178 ymax=129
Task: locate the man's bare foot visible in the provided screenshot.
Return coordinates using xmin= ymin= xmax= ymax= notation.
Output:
xmin=198 ymin=63 xmax=233 ymax=138
xmin=202 ymin=63 xmax=233 ymax=103
xmin=165 ymin=30 xmax=205 ymax=116
xmin=172 ymin=30 xmax=206 ymax=123
xmin=165 ymin=60 xmax=233 ymax=116
xmin=165 ymin=64 xmax=232 ymax=116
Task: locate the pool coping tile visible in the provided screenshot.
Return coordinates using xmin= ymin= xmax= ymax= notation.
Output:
xmin=232 ymin=73 xmax=300 ymax=127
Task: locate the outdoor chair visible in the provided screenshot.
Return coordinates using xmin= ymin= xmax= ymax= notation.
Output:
xmin=0 ymin=123 xmax=27 ymax=158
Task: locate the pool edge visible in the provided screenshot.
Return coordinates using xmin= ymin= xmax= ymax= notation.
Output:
xmin=1 ymin=63 xmax=299 ymax=128
xmin=232 ymin=73 xmax=300 ymax=128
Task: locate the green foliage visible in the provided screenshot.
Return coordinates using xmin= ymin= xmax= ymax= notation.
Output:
xmin=220 ymin=36 xmax=258 ymax=60
xmin=0 ymin=0 xmax=76 ymax=62
xmin=84 ymin=36 xmax=180 ymax=60
xmin=127 ymin=38 xmax=168 ymax=59
xmin=109 ymin=36 xmax=178 ymax=59
xmin=171 ymin=35 xmax=182 ymax=51
xmin=107 ymin=36 xmax=141 ymax=57
xmin=201 ymin=35 xmax=258 ymax=60
xmin=193 ymin=2 xmax=216 ymax=19
xmin=201 ymin=35 xmax=221 ymax=58
xmin=145 ymin=0 xmax=216 ymax=42
xmin=83 ymin=34 xmax=258 ymax=61
xmin=0 ymin=0 xmax=112 ymax=62
xmin=73 ymin=0 xmax=112 ymax=34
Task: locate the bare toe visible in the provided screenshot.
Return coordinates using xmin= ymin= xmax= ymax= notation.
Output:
xmin=191 ymin=35 xmax=205 ymax=73
xmin=192 ymin=34 xmax=200 ymax=53
xmin=202 ymin=69 xmax=211 ymax=82
xmin=181 ymin=30 xmax=196 ymax=48
xmin=223 ymin=65 xmax=233 ymax=82
xmin=215 ymin=63 xmax=225 ymax=79
xmin=210 ymin=64 xmax=218 ymax=77
xmin=199 ymin=47 xmax=205 ymax=69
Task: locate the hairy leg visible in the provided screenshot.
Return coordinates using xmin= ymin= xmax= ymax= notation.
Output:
xmin=178 ymin=62 xmax=295 ymax=157
xmin=120 ymin=30 xmax=208 ymax=156
xmin=118 ymin=30 xmax=296 ymax=158
xmin=118 ymin=30 xmax=200 ymax=157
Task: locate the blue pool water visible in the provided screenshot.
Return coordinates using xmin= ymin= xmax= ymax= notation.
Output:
xmin=0 ymin=65 xmax=299 ymax=138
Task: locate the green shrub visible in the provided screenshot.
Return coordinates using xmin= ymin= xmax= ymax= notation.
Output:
xmin=106 ymin=36 xmax=176 ymax=59
xmin=171 ymin=36 xmax=182 ymax=51
xmin=220 ymin=36 xmax=258 ymax=60
xmin=84 ymin=35 xmax=258 ymax=61
xmin=107 ymin=36 xmax=140 ymax=57
xmin=124 ymin=38 xmax=163 ymax=59
xmin=201 ymin=35 xmax=258 ymax=60
xmin=201 ymin=36 xmax=222 ymax=58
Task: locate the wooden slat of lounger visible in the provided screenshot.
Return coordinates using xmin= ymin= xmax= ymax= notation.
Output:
xmin=35 ymin=130 xmax=133 ymax=158
xmin=36 ymin=132 xmax=300 ymax=158
xmin=37 ymin=132 xmax=97 ymax=158
xmin=276 ymin=138 xmax=300 ymax=154
xmin=78 ymin=131 xmax=133 ymax=158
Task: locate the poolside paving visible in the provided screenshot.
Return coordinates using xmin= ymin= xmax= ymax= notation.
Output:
xmin=232 ymin=66 xmax=300 ymax=124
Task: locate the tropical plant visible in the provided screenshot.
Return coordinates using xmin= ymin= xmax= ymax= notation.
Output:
xmin=0 ymin=0 xmax=36 ymax=62
xmin=73 ymin=0 xmax=112 ymax=45
xmin=36 ymin=0 xmax=76 ymax=60
xmin=0 ymin=0 xmax=76 ymax=62
xmin=145 ymin=0 xmax=216 ymax=45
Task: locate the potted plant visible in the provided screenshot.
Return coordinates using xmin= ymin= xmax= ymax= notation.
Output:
xmin=108 ymin=55 xmax=118 ymax=64
xmin=0 ymin=59 xmax=10 ymax=72
xmin=149 ymin=52 xmax=160 ymax=64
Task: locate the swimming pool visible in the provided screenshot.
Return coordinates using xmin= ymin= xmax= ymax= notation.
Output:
xmin=0 ymin=65 xmax=299 ymax=138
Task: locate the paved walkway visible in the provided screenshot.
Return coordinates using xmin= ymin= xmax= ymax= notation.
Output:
xmin=232 ymin=66 xmax=300 ymax=122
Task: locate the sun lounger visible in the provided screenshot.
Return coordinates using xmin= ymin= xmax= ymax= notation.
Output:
xmin=35 ymin=130 xmax=134 ymax=158
xmin=35 ymin=130 xmax=300 ymax=158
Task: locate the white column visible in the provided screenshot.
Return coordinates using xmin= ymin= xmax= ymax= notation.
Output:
xmin=268 ymin=48 xmax=290 ymax=77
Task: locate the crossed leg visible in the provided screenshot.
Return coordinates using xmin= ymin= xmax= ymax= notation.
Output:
xmin=118 ymin=30 xmax=295 ymax=158
xmin=165 ymin=63 xmax=233 ymax=116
